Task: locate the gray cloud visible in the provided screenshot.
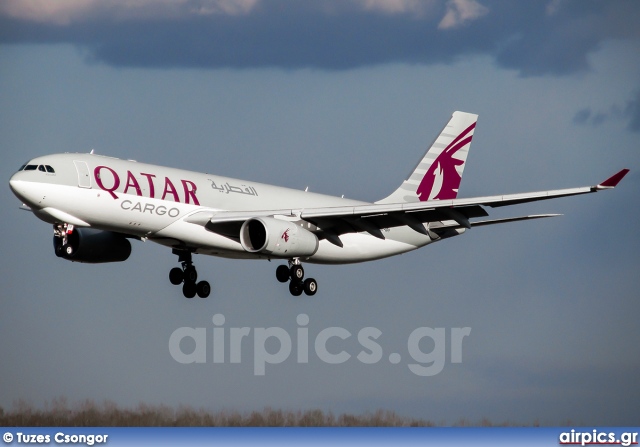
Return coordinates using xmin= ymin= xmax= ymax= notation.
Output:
xmin=1 ymin=0 xmax=639 ymax=76
xmin=573 ymin=90 xmax=640 ymax=133
xmin=572 ymin=108 xmax=609 ymax=128
xmin=625 ymin=90 xmax=640 ymax=132
xmin=572 ymin=108 xmax=592 ymax=125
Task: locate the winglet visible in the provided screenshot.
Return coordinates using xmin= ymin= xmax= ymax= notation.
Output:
xmin=596 ymin=169 xmax=630 ymax=190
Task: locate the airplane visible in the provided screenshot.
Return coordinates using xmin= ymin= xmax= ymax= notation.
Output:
xmin=9 ymin=111 xmax=629 ymax=299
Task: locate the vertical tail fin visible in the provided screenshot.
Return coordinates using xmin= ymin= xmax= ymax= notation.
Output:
xmin=376 ymin=111 xmax=478 ymax=204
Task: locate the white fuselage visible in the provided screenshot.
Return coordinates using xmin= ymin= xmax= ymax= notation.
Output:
xmin=9 ymin=153 xmax=438 ymax=264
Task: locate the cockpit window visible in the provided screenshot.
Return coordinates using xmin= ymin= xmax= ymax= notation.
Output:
xmin=19 ymin=164 xmax=55 ymax=173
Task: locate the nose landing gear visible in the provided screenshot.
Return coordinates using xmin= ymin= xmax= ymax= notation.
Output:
xmin=276 ymin=259 xmax=317 ymax=297
xmin=170 ymin=250 xmax=211 ymax=298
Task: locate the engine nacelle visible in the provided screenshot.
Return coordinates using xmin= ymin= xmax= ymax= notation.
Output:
xmin=54 ymin=228 xmax=132 ymax=263
xmin=240 ymin=217 xmax=319 ymax=258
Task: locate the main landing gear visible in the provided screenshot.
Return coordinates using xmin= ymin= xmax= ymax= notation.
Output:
xmin=276 ymin=259 xmax=317 ymax=297
xmin=169 ymin=250 xmax=211 ymax=299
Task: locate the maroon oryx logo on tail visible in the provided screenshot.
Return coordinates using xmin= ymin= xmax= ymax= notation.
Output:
xmin=281 ymin=228 xmax=290 ymax=242
xmin=416 ymin=122 xmax=476 ymax=201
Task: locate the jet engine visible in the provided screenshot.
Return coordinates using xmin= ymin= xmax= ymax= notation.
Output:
xmin=240 ymin=217 xmax=319 ymax=258
xmin=54 ymin=228 xmax=132 ymax=263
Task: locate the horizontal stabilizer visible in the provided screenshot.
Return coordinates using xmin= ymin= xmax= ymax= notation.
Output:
xmin=470 ymin=214 xmax=562 ymax=227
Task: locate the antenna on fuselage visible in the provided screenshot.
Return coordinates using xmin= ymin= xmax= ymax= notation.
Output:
xmin=90 ymin=149 xmax=95 ymax=154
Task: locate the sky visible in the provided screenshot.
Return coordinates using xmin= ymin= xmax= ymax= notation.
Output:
xmin=1 ymin=0 xmax=639 ymax=425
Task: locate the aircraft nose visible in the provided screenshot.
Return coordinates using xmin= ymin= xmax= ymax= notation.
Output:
xmin=9 ymin=171 xmax=32 ymax=204
xmin=9 ymin=172 xmax=20 ymax=194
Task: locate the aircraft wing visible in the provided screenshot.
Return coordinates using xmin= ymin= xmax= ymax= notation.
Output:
xmin=185 ymin=169 xmax=629 ymax=244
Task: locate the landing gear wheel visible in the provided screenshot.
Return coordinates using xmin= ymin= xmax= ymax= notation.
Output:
xmin=289 ymin=280 xmax=304 ymax=297
xmin=53 ymin=236 xmax=63 ymax=258
xmin=276 ymin=265 xmax=290 ymax=283
xmin=65 ymin=245 xmax=73 ymax=256
xmin=197 ymin=281 xmax=211 ymax=298
xmin=303 ymin=278 xmax=317 ymax=296
xmin=182 ymin=281 xmax=197 ymax=299
xmin=172 ymin=250 xmax=211 ymax=300
xmin=290 ymin=265 xmax=304 ymax=281
xmin=184 ymin=266 xmax=197 ymax=283
xmin=169 ymin=267 xmax=184 ymax=285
